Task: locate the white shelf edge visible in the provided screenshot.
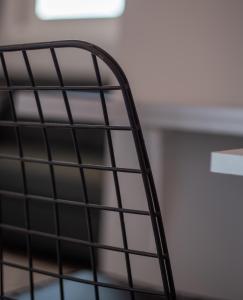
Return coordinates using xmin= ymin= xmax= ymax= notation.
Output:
xmin=211 ymin=149 xmax=243 ymax=176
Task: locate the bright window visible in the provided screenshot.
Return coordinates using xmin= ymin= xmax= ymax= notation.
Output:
xmin=35 ymin=0 xmax=126 ymax=20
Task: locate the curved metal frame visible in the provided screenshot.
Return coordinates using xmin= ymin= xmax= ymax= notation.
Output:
xmin=0 ymin=40 xmax=176 ymax=300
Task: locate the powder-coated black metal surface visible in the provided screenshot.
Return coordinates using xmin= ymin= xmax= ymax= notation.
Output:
xmin=0 ymin=40 xmax=176 ymax=300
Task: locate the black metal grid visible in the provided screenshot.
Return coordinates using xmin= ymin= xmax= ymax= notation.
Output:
xmin=0 ymin=41 xmax=176 ymax=300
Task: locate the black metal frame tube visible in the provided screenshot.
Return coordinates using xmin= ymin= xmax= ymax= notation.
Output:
xmin=0 ymin=40 xmax=176 ymax=300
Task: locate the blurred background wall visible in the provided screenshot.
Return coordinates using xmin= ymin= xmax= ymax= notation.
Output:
xmin=0 ymin=1 xmax=243 ymax=299
xmin=1 ymin=0 xmax=242 ymax=105
xmin=119 ymin=0 xmax=243 ymax=105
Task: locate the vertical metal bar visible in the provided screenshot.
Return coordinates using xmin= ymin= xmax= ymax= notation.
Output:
xmin=91 ymin=54 xmax=135 ymax=300
xmin=50 ymin=48 xmax=100 ymax=300
xmin=22 ymin=50 xmax=65 ymax=300
xmin=130 ymin=94 xmax=176 ymax=299
xmin=121 ymin=86 xmax=176 ymax=299
xmin=0 ymin=40 xmax=177 ymax=300
xmin=0 ymin=195 xmax=4 ymax=297
xmin=0 ymin=52 xmax=35 ymax=300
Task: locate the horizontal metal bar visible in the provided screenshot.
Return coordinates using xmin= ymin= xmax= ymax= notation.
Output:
xmin=0 ymin=121 xmax=132 ymax=131
xmin=0 ymin=260 xmax=165 ymax=297
xmin=0 ymin=189 xmax=150 ymax=216
xmin=0 ymin=154 xmax=143 ymax=174
xmin=0 ymin=85 xmax=121 ymax=91
xmin=0 ymin=224 xmax=159 ymax=258
xmin=0 ymin=40 xmax=96 ymax=53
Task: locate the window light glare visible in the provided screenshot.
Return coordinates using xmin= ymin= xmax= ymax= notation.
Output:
xmin=36 ymin=0 xmax=126 ymax=20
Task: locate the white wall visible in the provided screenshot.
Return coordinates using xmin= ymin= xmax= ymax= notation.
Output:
xmin=119 ymin=0 xmax=243 ymax=105
xmin=119 ymin=2 xmax=243 ymax=299
xmin=1 ymin=1 xmax=243 ymax=299
xmin=1 ymin=0 xmax=243 ymax=104
xmin=163 ymin=131 xmax=243 ymax=300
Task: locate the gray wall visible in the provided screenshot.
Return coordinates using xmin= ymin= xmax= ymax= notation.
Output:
xmin=119 ymin=0 xmax=243 ymax=105
xmin=120 ymin=2 xmax=243 ymax=298
xmin=1 ymin=1 xmax=243 ymax=299
xmin=1 ymin=0 xmax=243 ymax=105
xmin=164 ymin=131 xmax=243 ymax=300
